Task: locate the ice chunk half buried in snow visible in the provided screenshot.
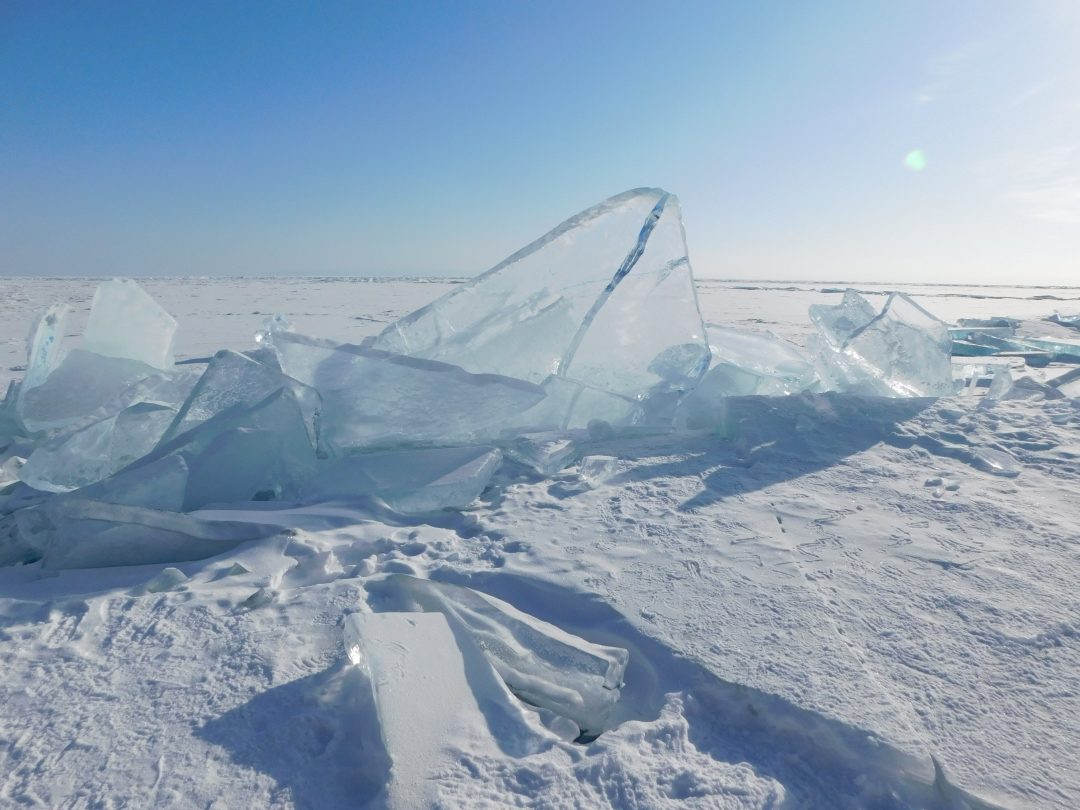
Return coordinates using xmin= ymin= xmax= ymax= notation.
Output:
xmin=374 ymin=188 xmax=710 ymax=429
xmin=82 ymin=279 xmax=178 ymax=370
xmin=368 ymin=574 xmax=629 ymax=737
xmin=344 ymin=611 xmax=542 ymax=809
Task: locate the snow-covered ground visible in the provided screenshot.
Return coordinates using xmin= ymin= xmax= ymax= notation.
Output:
xmin=2 ymin=277 xmax=1079 ymax=809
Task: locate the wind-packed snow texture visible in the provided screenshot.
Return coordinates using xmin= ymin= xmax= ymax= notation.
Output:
xmin=1 ymin=190 xmax=1078 ymax=808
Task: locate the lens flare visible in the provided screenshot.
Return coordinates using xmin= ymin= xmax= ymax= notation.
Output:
xmin=904 ymin=149 xmax=927 ymax=171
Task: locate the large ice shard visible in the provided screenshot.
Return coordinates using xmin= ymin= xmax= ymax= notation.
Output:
xmin=159 ymin=349 xmax=321 ymax=448
xmin=300 ymin=445 xmax=501 ymax=512
xmin=269 ymin=328 xmax=545 ymax=451
xmin=368 ymin=574 xmax=629 ymax=736
xmin=812 ymin=291 xmax=954 ymax=397
xmin=19 ymin=401 xmax=177 ymax=492
xmin=374 ymin=188 xmax=710 ymax=430
xmin=82 ymin=279 xmax=178 ymax=370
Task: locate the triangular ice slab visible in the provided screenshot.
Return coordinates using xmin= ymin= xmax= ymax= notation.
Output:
xmin=374 ymin=188 xmax=709 ymax=429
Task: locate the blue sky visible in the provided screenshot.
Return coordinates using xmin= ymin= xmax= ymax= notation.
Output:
xmin=2 ymin=1 xmax=1078 ymax=282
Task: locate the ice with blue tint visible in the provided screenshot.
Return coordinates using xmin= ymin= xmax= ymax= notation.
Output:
xmin=268 ymin=327 xmax=545 ymax=452
xmin=20 ymin=401 xmax=177 ymax=492
xmin=22 ymin=304 xmax=70 ymax=395
xmin=812 ymin=291 xmax=954 ymax=398
xmin=374 ymin=188 xmax=710 ymax=430
xmin=134 ymin=387 xmax=318 ymax=510
xmin=17 ymin=349 xmax=198 ymax=434
xmin=699 ymin=325 xmax=817 ymax=398
xmin=301 ymin=445 xmax=501 ymax=513
xmin=0 ymin=497 xmax=283 ymax=570
xmin=0 ymin=191 xmax=976 ymax=572
xmin=504 ymin=432 xmax=578 ymax=475
xmin=160 ymin=349 xmax=322 ymax=448
xmin=82 ymin=279 xmax=178 ymax=370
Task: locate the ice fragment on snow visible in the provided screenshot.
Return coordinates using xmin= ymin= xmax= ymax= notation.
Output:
xmin=137 ymin=387 xmax=317 ymax=510
xmin=674 ymin=327 xmax=818 ymax=425
xmin=809 ymin=289 xmax=878 ymax=349
xmin=578 ymin=455 xmax=618 ymax=488
xmin=999 ymin=376 xmax=1066 ymax=402
xmin=971 ymin=447 xmax=1020 ymax=477
xmin=300 ymin=445 xmax=502 ymax=512
xmin=370 ymin=574 xmax=629 ymax=736
xmin=140 ymin=566 xmax=189 ymax=593
xmin=16 ymin=349 xmax=197 ymax=434
xmin=82 ymin=279 xmax=177 ymax=369
xmin=984 ymin=369 xmax=1013 ymax=402
xmin=504 ymin=433 xmax=577 ymax=475
xmin=374 ymin=188 xmax=709 ymax=429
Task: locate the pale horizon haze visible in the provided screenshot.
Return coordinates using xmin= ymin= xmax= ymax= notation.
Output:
xmin=2 ymin=1 xmax=1078 ymax=284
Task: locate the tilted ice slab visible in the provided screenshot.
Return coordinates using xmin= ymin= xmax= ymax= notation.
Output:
xmin=368 ymin=574 xmax=629 ymax=737
xmin=269 ymin=328 xmax=545 ymax=452
xmin=0 ymin=497 xmax=282 ymax=569
xmin=300 ymin=445 xmax=502 ymax=513
xmin=811 ymin=291 xmax=954 ymax=398
xmin=374 ymin=188 xmax=710 ymax=430
xmin=129 ymin=387 xmax=318 ymax=511
xmin=21 ymin=303 xmax=70 ymax=395
xmin=20 ymin=401 xmax=177 ymax=493
xmin=159 ymin=348 xmax=322 ymax=449
xmin=16 ymin=349 xmax=197 ymax=435
xmin=82 ymin=278 xmax=178 ymax=370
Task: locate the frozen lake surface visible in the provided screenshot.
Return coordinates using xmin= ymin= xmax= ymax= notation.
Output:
xmin=1 ymin=276 xmax=1079 ymax=809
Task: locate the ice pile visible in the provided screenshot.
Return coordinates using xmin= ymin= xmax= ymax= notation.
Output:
xmin=0 ymin=188 xmax=965 ymax=569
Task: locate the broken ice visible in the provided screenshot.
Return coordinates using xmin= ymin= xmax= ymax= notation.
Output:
xmin=368 ymin=574 xmax=630 ymax=736
xmin=374 ymin=188 xmax=710 ymax=429
xmin=812 ymin=291 xmax=953 ymax=397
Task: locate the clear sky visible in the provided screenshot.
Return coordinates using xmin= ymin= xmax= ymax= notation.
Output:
xmin=2 ymin=1 xmax=1078 ymax=282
